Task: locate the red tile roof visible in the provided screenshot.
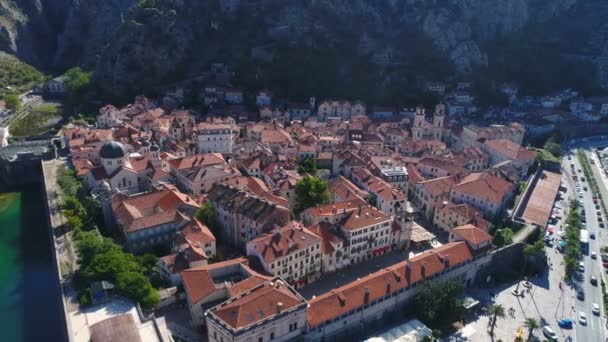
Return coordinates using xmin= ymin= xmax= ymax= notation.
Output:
xmin=452 ymin=224 xmax=493 ymax=246
xmin=341 ymin=205 xmax=391 ymax=231
xmin=111 ymin=188 xmax=198 ymax=232
xmin=210 ymin=279 xmax=305 ymax=330
xmin=247 ymin=222 xmax=321 ymax=264
xmin=307 ymin=242 xmax=474 ymax=327
xmin=452 ymin=172 xmax=513 ymax=204
xmin=167 ymin=153 xmax=225 ymax=170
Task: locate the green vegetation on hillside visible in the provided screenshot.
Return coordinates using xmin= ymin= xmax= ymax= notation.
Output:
xmin=9 ymin=108 xmax=61 ymax=137
xmin=0 ymin=52 xmax=44 ymax=98
xmin=63 ymin=67 xmax=92 ymax=111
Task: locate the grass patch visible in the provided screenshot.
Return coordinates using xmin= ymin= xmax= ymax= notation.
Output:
xmin=31 ymin=104 xmax=60 ymax=114
xmin=0 ymin=52 xmax=44 ymax=98
xmin=10 ymin=110 xmax=60 ymax=137
xmin=533 ymin=148 xmax=561 ymax=164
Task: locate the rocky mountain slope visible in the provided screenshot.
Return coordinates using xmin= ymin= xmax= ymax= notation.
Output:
xmin=0 ymin=0 xmax=602 ymax=98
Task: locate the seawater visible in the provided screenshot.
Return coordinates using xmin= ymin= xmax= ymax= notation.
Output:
xmin=0 ymin=188 xmax=66 ymax=341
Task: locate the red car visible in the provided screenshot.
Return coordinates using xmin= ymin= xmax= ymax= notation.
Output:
xmin=603 ymin=262 xmax=608 ymax=268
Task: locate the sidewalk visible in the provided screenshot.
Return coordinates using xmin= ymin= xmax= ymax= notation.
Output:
xmin=42 ymin=159 xmax=78 ymax=342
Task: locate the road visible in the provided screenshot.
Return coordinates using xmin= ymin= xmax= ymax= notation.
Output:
xmin=564 ymin=151 xmax=606 ymax=342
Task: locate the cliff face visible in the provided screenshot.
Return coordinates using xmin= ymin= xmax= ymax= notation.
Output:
xmin=0 ymin=0 xmax=590 ymax=96
xmin=0 ymin=0 xmax=134 ymax=70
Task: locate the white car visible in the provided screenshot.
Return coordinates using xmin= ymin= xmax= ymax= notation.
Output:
xmin=592 ymin=252 xmax=597 ymax=259
xmin=579 ymin=311 xmax=587 ymax=325
xmin=593 ymin=303 xmax=600 ymax=315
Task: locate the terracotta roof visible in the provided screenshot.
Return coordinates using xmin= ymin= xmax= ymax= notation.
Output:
xmin=182 ymin=258 xmax=249 ymax=303
xmin=418 ymin=176 xmax=454 ymax=198
xmin=418 ymin=155 xmax=468 ymax=176
xmin=210 ymin=279 xmax=305 ymax=330
xmin=406 ymin=165 xmax=425 ymax=183
xmin=341 ymin=205 xmax=391 ymax=231
xmin=181 ymin=218 xmax=216 ymax=245
xmin=307 ymin=222 xmax=346 ymax=255
xmin=181 ymin=267 xmax=218 ymax=304
xmin=306 ymin=199 xmax=366 ymax=219
xmin=452 ymin=172 xmax=513 ymax=204
xmin=228 ymin=176 xmax=289 ymax=207
xmin=307 ymin=242 xmax=474 ymax=327
xmin=353 ymin=168 xmax=406 ymax=202
xmin=329 ymin=176 xmax=369 ymax=200
xmin=111 ymin=188 xmax=198 ymax=232
xmin=435 ymin=201 xmax=483 ymax=220
xmin=261 ymin=129 xmax=292 ymax=144
xmin=167 ymin=153 xmax=225 ymax=170
xmin=226 ymin=275 xmax=269 ymax=297
xmin=484 ymin=139 xmax=536 ymax=161
xmin=247 ymin=222 xmax=321 ymax=264
xmin=452 ymin=224 xmax=493 ymax=246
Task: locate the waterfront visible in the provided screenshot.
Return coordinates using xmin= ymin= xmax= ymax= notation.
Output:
xmin=0 ymin=187 xmax=66 ymax=341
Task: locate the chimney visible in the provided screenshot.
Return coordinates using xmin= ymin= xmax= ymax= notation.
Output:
xmin=443 ymin=254 xmax=450 ymax=268
xmin=386 ymin=281 xmax=391 ymax=295
xmin=277 ymin=302 xmax=284 ymax=313
xmin=364 ymin=287 xmax=370 ymax=304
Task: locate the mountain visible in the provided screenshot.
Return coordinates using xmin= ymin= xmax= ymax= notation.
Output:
xmin=0 ymin=0 xmax=604 ymax=99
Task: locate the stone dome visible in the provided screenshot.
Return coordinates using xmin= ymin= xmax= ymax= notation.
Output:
xmin=140 ymin=139 xmax=151 ymax=147
xmin=99 ymin=141 xmax=128 ymax=159
xmin=151 ymin=144 xmax=160 ymax=152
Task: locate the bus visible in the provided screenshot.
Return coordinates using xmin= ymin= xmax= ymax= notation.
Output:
xmin=580 ymin=229 xmax=589 ymax=252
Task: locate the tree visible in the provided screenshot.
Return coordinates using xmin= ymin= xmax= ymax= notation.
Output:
xmin=195 ymin=201 xmax=218 ymax=235
xmin=75 ymin=230 xmax=120 ymax=266
xmin=116 ymin=271 xmax=160 ymax=309
xmin=524 ymin=317 xmax=539 ymax=341
xmin=488 ymin=304 xmax=506 ymax=336
xmin=298 ymin=157 xmax=317 ymax=174
xmin=61 ymin=195 xmax=87 ymax=219
xmin=4 ymin=94 xmax=20 ymax=111
xmin=493 ymin=228 xmax=514 ymax=247
xmin=414 ymin=280 xmax=465 ymax=327
xmin=137 ymin=253 xmax=159 ymax=277
xmin=63 ymin=67 xmax=91 ymax=110
xmin=57 ymin=165 xmax=81 ymax=196
xmin=295 ymin=176 xmax=330 ymax=212
xmin=82 ymin=249 xmax=141 ymax=282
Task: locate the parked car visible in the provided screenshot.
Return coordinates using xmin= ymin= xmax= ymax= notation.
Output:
xmin=579 ymin=261 xmax=585 ymax=272
xmin=591 ymin=252 xmax=597 ymax=259
xmin=577 ymin=288 xmax=585 ymax=300
xmin=591 ymin=275 xmax=598 ymax=286
xmin=558 ymin=318 xmax=573 ymax=329
xmin=593 ymin=303 xmax=600 ymax=315
xmin=601 ymin=253 xmax=608 ymax=262
xmin=543 ymin=326 xmax=559 ymax=340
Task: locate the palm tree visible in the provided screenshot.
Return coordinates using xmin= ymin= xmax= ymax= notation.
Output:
xmin=524 ymin=317 xmax=539 ymax=340
xmin=488 ymin=304 xmax=506 ymax=336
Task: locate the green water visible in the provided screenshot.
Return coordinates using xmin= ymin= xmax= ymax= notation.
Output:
xmin=0 ymin=192 xmax=21 ymax=340
xmin=0 ymin=189 xmax=66 ymax=341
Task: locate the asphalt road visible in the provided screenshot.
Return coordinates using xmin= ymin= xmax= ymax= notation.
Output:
xmin=564 ymin=136 xmax=608 ymax=341
xmin=563 ymin=152 xmax=605 ymax=342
